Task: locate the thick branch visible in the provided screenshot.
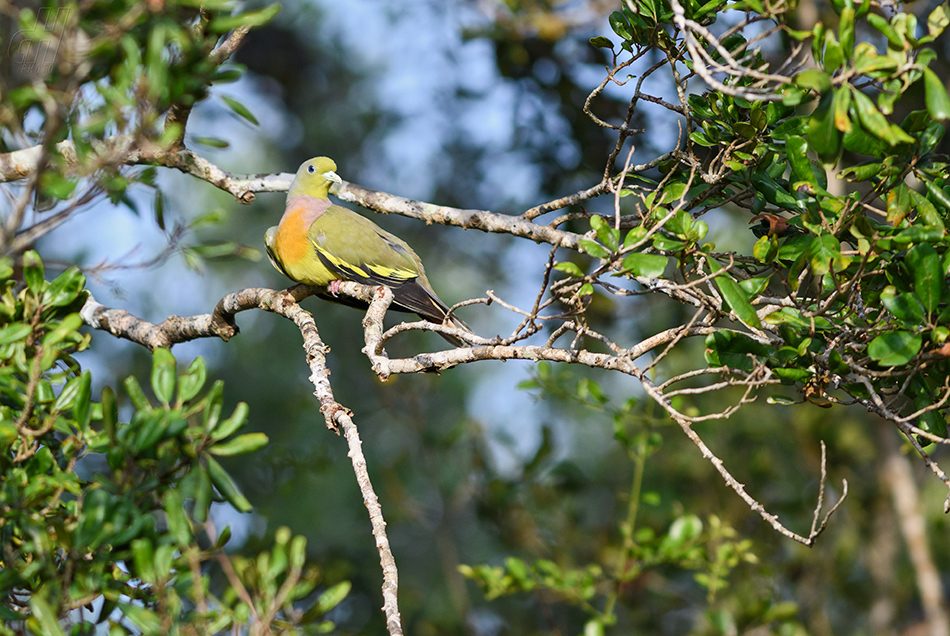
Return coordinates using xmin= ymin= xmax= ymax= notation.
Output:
xmin=257 ymin=287 xmax=404 ymax=636
xmin=79 ymin=286 xmax=312 ymax=350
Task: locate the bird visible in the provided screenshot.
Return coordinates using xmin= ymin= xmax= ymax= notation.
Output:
xmin=265 ymin=157 xmax=475 ymax=347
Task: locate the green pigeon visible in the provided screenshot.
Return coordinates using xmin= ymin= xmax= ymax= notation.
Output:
xmin=265 ymin=156 xmax=474 ymax=346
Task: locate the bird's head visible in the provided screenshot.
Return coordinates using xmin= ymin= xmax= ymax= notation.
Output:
xmin=288 ymin=156 xmax=343 ymax=200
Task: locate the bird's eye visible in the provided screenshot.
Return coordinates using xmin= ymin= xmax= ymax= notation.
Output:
xmin=308 ymin=165 xmax=315 ymax=173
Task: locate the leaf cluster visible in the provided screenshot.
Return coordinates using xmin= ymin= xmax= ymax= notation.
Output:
xmin=0 ymin=253 xmax=345 ymax=635
xmin=560 ymin=0 xmax=950 ymax=443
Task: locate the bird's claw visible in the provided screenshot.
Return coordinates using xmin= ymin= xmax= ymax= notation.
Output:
xmin=328 ymin=279 xmax=343 ymax=296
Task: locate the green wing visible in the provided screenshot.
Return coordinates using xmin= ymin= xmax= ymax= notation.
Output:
xmin=308 ymin=205 xmax=424 ymax=287
xmin=307 ymin=204 xmax=475 ymax=346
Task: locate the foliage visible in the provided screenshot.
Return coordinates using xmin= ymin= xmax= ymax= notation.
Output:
xmin=0 ymin=0 xmax=266 ymax=262
xmin=454 ymin=0 xmax=950 ymax=631
xmin=550 ymin=0 xmax=950 ymax=443
xmin=458 ymin=362 xmax=797 ymax=634
xmin=0 ymin=251 xmax=346 ymax=634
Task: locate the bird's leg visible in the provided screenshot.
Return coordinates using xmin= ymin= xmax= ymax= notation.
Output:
xmin=328 ymin=279 xmax=343 ymax=296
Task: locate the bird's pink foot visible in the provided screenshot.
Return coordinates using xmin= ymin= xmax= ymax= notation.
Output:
xmin=328 ymin=279 xmax=343 ymax=296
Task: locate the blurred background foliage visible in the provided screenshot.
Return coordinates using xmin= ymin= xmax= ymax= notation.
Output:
xmin=2 ymin=0 xmax=949 ymax=634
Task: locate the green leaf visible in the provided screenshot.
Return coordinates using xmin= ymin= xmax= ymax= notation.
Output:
xmin=221 ymin=95 xmax=259 ymax=126
xmin=123 ymin=376 xmax=151 ymax=411
xmin=738 ymin=276 xmax=770 ymax=298
xmin=313 ymin=581 xmax=352 ymax=617
xmin=687 ymin=219 xmax=708 ymax=243
xmin=608 ymin=11 xmax=633 ymax=40
xmin=689 ymin=131 xmax=716 ymax=147
xmin=753 ymin=235 xmax=779 ymax=263
xmin=852 ymin=43 xmax=898 ymax=75
xmin=920 ymin=175 xmax=950 ymax=215
xmin=851 ymin=88 xmax=915 ymax=146
xmin=916 ymin=401 xmax=948 ymax=441
xmin=589 ymin=36 xmax=614 ymax=49
xmin=45 ymin=267 xmax=85 ymax=308
xmin=209 ymin=432 xmax=269 ymax=456
xmin=213 ymin=67 xmax=245 ymax=83
xmin=22 ymin=250 xmax=45 ymax=292
xmin=192 ymin=136 xmax=230 ymax=149
xmin=880 ymin=285 xmax=924 ymax=325
xmin=794 ymin=69 xmax=832 ymax=93
xmin=579 ymin=238 xmax=610 ymax=259
xmin=867 ymin=13 xmax=903 ymax=48
xmin=904 ymin=244 xmax=943 ymax=313
xmin=868 ymin=331 xmax=922 ymax=366
xmin=704 ymin=331 xmax=770 ymax=370
xmin=838 ymin=7 xmax=855 ymax=52
xmin=590 ymin=215 xmax=620 ymax=251
xmin=150 ymin=348 xmax=176 ymax=406
xmin=659 ymin=181 xmax=689 ymax=206
xmin=807 ymin=92 xmax=841 ymax=165
xmin=763 ymin=307 xmax=834 ymax=330
xmin=162 ymin=489 xmax=191 ymax=547
xmin=906 ymin=187 xmax=944 ymax=229
xmin=750 ymin=173 xmax=801 ymax=211
xmin=101 ymin=386 xmax=117 ymax=442
xmin=923 ymin=68 xmax=950 ymax=122
xmin=893 ymin=225 xmax=945 ymax=246
xmin=554 ymin=261 xmax=585 ymax=277
xmin=211 ymin=402 xmax=250 ymax=441
xmin=131 ymin=538 xmax=156 ymax=583
xmin=708 ymin=259 xmax=762 ymax=329
xmin=806 ymin=234 xmax=849 ymax=276
xmin=206 ymin=456 xmax=253 ymax=512
xmin=119 ymin=603 xmax=163 ymax=635
xmin=821 ymin=31 xmax=844 ymax=70
xmin=667 ymin=514 xmax=703 ymax=542
xmin=928 ymin=2 xmax=950 ymax=39
xmin=839 ymin=161 xmax=881 ymax=182
xmin=39 ymin=171 xmax=78 ymax=200
xmin=785 ymin=136 xmax=817 ymax=185
xmin=54 ymin=371 xmax=91 ymax=421
xmin=191 ymin=465 xmax=213 ymax=522
xmin=652 ymin=234 xmax=687 ymax=252
xmin=623 ymin=227 xmax=648 ymax=249
xmin=887 ymin=184 xmax=912 ymax=225
xmin=833 ymin=84 xmax=852 ymax=133
xmin=177 ymin=357 xmax=207 ymax=404
xmin=0 ymin=322 xmax=32 ymax=345
xmin=210 ymin=4 xmax=281 ymax=32
xmin=621 ymin=253 xmax=669 ymax=278
xmin=203 ymin=380 xmax=225 ymax=432
xmin=29 ymin=595 xmax=66 ymax=636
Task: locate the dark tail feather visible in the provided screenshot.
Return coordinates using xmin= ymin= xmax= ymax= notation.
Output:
xmin=392 ymin=281 xmax=476 ymax=347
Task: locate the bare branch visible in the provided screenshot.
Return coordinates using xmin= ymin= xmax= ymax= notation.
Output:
xmin=641 ymin=376 xmax=848 ymax=545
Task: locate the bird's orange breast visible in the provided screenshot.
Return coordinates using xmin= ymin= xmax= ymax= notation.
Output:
xmin=273 ymin=204 xmax=313 ymax=267
xmin=270 ymin=202 xmax=337 ymax=285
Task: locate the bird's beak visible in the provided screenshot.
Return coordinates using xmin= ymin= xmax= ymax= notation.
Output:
xmin=323 ymin=171 xmax=343 ymax=193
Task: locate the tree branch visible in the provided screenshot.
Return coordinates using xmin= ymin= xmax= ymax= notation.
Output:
xmin=80 ymin=284 xmax=404 ymax=635
xmin=0 ymin=139 xmax=585 ymax=248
